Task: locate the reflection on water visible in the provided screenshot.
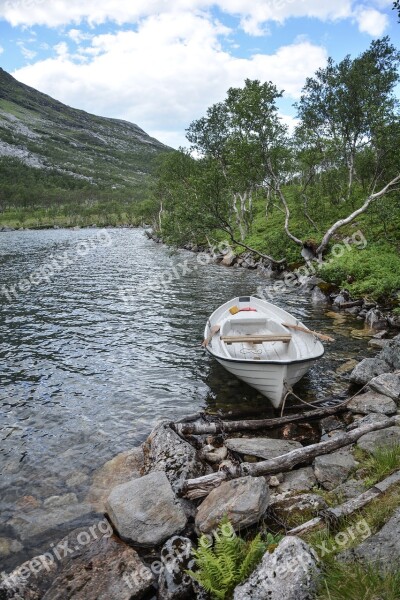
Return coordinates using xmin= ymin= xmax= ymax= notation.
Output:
xmin=0 ymin=228 xmax=373 ymax=568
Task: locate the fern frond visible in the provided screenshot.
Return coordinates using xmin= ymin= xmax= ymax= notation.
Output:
xmin=187 ymin=517 xmax=279 ymax=600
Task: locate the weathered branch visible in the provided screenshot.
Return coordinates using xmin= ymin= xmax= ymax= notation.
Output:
xmin=225 ymin=231 xmax=286 ymax=266
xmin=288 ymin=469 xmax=400 ymax=536
xmin=173 ymin=402 xmax=348 ymax=437
xmin=316 ymin=174 xmax=400 ymax=255
xmin=182 ymin=416 xmax=398 ymax=499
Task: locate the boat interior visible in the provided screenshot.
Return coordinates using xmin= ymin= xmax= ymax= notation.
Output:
xmin=217 ymin=314 xmax=298 ymax=361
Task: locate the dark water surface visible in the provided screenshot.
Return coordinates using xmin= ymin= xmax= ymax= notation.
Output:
xmin=0 ymin=228 xmax=372 ymax=568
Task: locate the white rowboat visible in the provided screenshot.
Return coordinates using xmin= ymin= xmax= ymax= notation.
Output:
xmin=203 ymin=296 xmax=325 ymax=408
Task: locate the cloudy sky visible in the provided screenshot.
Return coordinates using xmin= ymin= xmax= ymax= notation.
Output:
xmin=0 ymin=0 xmax=398 ymax=148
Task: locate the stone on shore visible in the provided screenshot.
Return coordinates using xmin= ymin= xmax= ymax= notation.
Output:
xmin=380 ymin=335 xmax=400 ymax=370
xmin=86 ymin=446 xmax=144 ymax=512
xmin=233 ymin=536 xmax=319 ymax=600
xmin=0 ymin=524 xmax=155 ymax=600
xmin=341 ymin=508 xmax=400 ymax=568
xmin=143 ymin=421 xmax=207 ymax=493
xmin=349 ymin=358 xmax=389 ymax=385
xmin=0 ymin=537 xmax=23 ymax=558
xmin=368 ymin=372 xmax=400 ymax=401
xmin=225 ymin=437 xmax=302 ymax=460
xmin=278 ymin=467 xmax=317 ymax=494
xmin=106 ymin=471 xmax=187 ymax=546
xmin=221 ymin=251 xmax=236 ymax=266
xmin=195 ymin=476 xmax=269 ymax=534
xmin=365 ymin=308 xmax=387 ymax=330
xmin=313 ymin=448 xmax=356 ymax=490
xmin=158 ymin=536 xmax=194 ymax=600
xmin=357 ymin=426 xmax=400 ymax=453
xmin=347 ymin=390 xmax=397 ymax=415
xmin=270 ymin=493 xmax=327 ymax=522
xmin=7 ymin=500 xmax=95 ymax=542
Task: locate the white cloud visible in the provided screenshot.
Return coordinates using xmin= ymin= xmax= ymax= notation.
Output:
xmin=54 ymin=42 xmax=69 ymax=57
xmin=16 ymin=41 xmax=37 ymax=60
xmin=68 ymin=28 xmax=93 ymax=44
xmin=12 ymin=13 xmax=327 ymax=148
xmin=0 ymin=0 xmax=364 ymax=30
xmin=354 ymin=7 xmax=389 ymax=35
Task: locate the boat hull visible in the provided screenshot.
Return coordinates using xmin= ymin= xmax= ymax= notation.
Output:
xmin=204 ymin=296 xmax=325 ymax=408
xmin=211 ymin=355 xmax=316 ymax=408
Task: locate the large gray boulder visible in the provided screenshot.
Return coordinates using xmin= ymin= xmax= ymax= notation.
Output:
xmin=342 ymin=508 xmax=400 ymax=568
xmin=0 ymin=524 xmax=155 ymax=600
xmin=143 ymin=422 xmax=207 ymax=493
xmin=380 ymin=335 xmax=400 ymax=370
xmin=313 ymin=448 xmax=356 ymax=490
xmin=350 ymin=335 xmax=400 ymax=385
xmin=347 ymin=390 xmax=397 ymax=415
xmin=368 ymin=372 xmax=400 ymax=401
xmin=225 ymin=437 xmax=302 ymax=460
xmin=233 ymin=536 xmax=319 ymax=600
xmin=106 ymin=471 xmax=187 ymax=546
xmin=349 ymin=358 xmax=389 ymax=385
xmin=195 ymin=476 xmax=269 ymax=534
xmin=356 ymin=426 xmax=400 ymax=454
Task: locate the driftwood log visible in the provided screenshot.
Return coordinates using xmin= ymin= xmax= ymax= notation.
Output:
xmin=173 ymin=402 xmax=348 ymax=437
xmin=183 ymin=416 xmax=398 ymax=499
xmin=288 ymin=469 xmax=400 ymax=536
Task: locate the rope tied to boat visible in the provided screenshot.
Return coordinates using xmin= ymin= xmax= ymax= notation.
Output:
xmin=280 ymin=382 xmax=371 ymax=417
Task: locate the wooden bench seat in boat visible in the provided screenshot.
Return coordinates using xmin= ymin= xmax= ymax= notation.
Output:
xmin=220 ymin=334 xmax=292 ymax=344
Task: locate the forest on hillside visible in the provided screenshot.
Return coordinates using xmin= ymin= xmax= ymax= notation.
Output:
xmin=143 ymin=37 xmax=400 ymax=299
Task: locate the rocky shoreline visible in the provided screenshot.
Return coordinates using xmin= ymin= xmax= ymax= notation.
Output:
xmin=1 ymin=334 xmax=400 ymax=599
xmin=146 ymin=232 xmax=400 ymax=333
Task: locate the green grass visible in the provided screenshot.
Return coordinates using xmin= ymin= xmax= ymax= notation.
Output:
xmin=353 ymin=444 xmax=400 ymax=488
xmin=319 ymin=243 xmax=400 ymax=300
xmin=317 ymin=560 xmax=400 ymax=599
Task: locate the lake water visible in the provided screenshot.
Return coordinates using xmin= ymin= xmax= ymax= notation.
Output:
xmin=0 ymin=228 xmax=372 ymax=569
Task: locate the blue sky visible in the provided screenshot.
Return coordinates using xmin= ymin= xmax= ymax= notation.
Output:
xmin=0 ymin=0 xmax=399 ymax=148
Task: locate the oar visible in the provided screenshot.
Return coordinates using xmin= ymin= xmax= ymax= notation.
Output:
xmin=282 ymin=322 xmax=335 ymax=342
xmin=229 ymin=306 xmax=257 ymax=315
xmin=202 ymin=325 xmax=221 ymax=347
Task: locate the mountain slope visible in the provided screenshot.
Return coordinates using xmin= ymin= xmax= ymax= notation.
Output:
xmin=0 ymin=68 xmax=170 ymax=199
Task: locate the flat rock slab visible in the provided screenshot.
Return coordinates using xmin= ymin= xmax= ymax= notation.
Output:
xmin=347 ymin=391 xmax=397 ymax=415
xmin=106 ymin=471 xmax=187 ymax=546
xmin=86 ymin=446 xmax=144 ymax=512
xmin=0 ymin=524 xmax=154 ymax=600
xmin=195 ymin=476 xmax=269 ymax=534
xmin=342 ymin=508 xmax=400 ymax=568
xmin=313 ymin=449 xmax=356 ymax=490
xmin=357 ymin=426 xmax=400 ymax=454
xmin=270 ymin=493 xmax=327 ymax=521
xmin=233 ymin=536 xmax=319 ymax=600
xmin=279 ymin=467 xmax=317 ymax=494
xmin=368 ymin=372 xmax=400 ymax=401
xmin=225 ymin=437 xmax=302 ymax=459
